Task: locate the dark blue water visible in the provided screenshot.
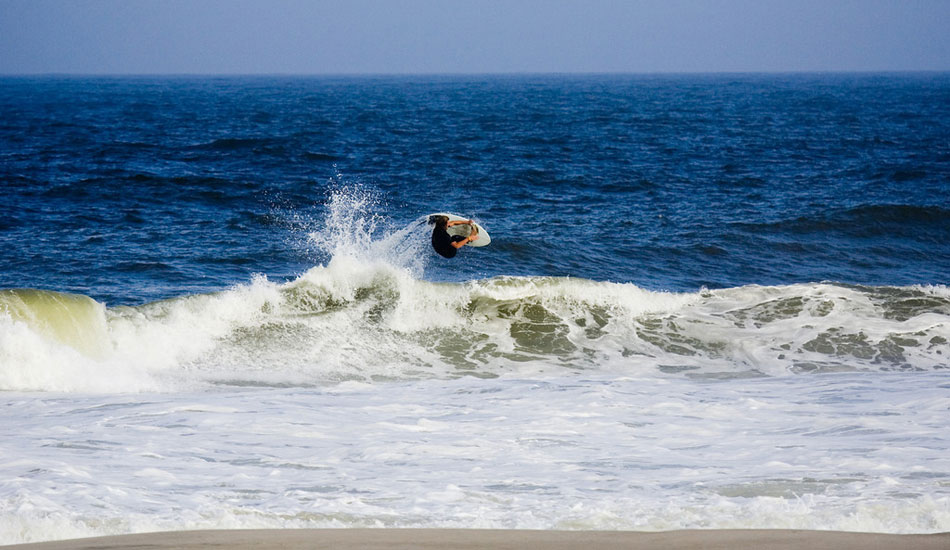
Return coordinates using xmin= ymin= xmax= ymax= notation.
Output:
xmin=2 ymin=74 xmax=948 ymax=305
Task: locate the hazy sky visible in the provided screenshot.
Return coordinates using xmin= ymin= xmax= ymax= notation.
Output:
xmin=1 ymin=0 xmax=948 ymax=74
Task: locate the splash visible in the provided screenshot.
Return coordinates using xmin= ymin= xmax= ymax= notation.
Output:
xmin=305 ymin=185 xmax=429 ymax=278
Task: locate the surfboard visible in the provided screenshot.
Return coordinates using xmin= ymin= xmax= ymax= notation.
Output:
xmin=428 ymin=213 xmax=491 ymax=247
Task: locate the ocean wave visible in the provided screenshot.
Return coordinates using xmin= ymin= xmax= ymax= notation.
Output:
xmin=3 ymin=184 xmax=949 ymax=392
xmin=738 ymin=204 xmax=950 ymax=240
xmin=2 ymin=268 xmax=947 ymax=392
xmin=303 ymin=151 xmax=344 ymax=162
xmin=189 ymin=137 xmax=277 ymax=151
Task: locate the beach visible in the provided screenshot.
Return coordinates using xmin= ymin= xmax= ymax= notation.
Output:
xmin=6 ymin=529 xmax=950 ymax=550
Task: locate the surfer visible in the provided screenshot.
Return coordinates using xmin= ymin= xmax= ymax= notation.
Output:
xmin=429 ymin=214 xmax=479 ymax=258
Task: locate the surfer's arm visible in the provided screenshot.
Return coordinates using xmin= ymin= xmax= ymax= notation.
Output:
xmin=453 ymin=233 xmax=479 ymax=248
xmin=451 ymin=235 xmax=476 ymax=248
xmin=449 ymin=231 xmax=479 ymax=249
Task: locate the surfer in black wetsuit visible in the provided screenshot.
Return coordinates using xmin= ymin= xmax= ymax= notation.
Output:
xmin=429 ymin=215 xmax=479 ymax=258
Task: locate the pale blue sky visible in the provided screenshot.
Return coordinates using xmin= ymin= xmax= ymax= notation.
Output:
xmin=1 ymin=0 xmax=948 ymax=74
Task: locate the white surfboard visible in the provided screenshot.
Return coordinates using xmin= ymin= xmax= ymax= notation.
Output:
xmin=428 ymin=213 xmax=491 ymax=247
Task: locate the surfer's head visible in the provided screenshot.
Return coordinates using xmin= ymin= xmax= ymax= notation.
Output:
xmin=428 ymin=215 xmax=449 ymax=229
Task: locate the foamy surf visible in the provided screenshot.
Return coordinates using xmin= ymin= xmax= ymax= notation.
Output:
xmin=2 ymin=372 xmax=949 ymax=543
xmin=2 ymin=269 xmax=948 ymax=392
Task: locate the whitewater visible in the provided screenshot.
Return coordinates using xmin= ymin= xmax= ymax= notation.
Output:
xmin=2 ymin=190 xmax=949 ymax=543
xmin=2 ymin=265 xmax=948 ymax=393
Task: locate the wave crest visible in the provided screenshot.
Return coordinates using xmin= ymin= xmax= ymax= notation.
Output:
xmin=2 ymin=268 xmax=948 ymax=392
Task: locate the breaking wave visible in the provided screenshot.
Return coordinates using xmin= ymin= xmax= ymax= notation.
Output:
xmin=2 ymin=188 xmax=948 ymax=393
xmin=3 ymin=274 xmax=947 ymax=393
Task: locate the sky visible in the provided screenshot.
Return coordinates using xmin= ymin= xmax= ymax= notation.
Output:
xmin=1 ymin=0 xmax=948 ymax=74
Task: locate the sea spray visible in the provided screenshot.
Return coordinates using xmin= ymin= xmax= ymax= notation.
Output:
xmin=305 ymin=184 xmax=429 ymax=278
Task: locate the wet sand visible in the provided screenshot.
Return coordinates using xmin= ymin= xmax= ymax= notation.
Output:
xmin=5 ymin=529 xmax=949 ymax=550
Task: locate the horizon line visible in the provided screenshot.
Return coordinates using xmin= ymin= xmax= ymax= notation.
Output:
xmin=2 ymin=69 xmax=949 ymax=78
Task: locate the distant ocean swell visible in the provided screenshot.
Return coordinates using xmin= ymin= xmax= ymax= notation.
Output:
xmin=735 ymin=204 xmax=950 ymax=241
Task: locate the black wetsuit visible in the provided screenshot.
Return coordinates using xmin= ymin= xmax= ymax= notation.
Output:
xmin=432 ymin=228 xmax=466 ymax=258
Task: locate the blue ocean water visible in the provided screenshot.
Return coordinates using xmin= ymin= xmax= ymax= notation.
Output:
xmin=2 ymin=74 xmax=948 ymax=303
xmin=1 ymin=74 xmax=949 ymax=543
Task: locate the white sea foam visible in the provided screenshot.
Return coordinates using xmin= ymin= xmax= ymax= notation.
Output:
xmin=1 ymin=373 xmax=948 ymax=544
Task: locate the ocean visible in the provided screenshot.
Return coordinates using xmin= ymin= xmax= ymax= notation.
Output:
xmin=1 ymin=74 xmax=948 ymax=543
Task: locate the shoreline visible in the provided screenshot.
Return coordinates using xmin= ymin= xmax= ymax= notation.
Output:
xmin=4 ymin=529 xmax=949 ymax=550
